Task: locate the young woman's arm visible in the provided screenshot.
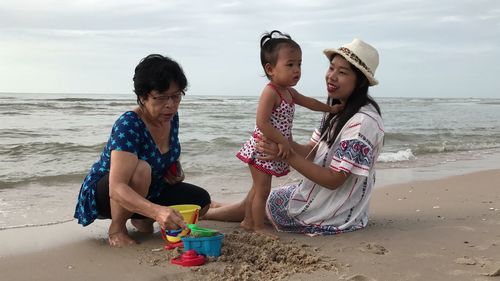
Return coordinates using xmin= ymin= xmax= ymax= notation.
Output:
xmin=257 ymin=137 xmax=347 ymax=190
xmin=289 ymin=139 xmax=317 ymax=159
xmin=287 ymin=151 xmax=348 ymax=190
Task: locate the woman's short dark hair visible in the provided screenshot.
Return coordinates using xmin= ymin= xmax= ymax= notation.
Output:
xmin=133 ymin=54 xmax=188 ymax=104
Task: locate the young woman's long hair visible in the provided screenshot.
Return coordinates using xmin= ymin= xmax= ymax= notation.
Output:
xmin=320 ymin=54 xmax=381 ymax=147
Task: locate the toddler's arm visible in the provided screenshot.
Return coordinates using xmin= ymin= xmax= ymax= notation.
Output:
xmin=291 ymin=89 xmax=343 ymax=113
xmin=330 ymin=103 xmax=344 ymax=114
xmin=256 ymin=86 xmax=291 ymax=158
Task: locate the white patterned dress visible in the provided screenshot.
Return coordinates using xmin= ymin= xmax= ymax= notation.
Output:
xmin=266 ymin=104 xmax=384 ymax=234
xmin=236 ymin=84 xmax=295 ymax=177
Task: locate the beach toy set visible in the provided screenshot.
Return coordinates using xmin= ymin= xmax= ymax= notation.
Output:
xmin=170 ymin=250 xmax=206 ymax=267
xmin=161 ymin=204 xmax=200 ymax=243
xmin=182 ymin=224 xmax=224 ymax=257
xmin=162 ymin=204 xmax=224 ymax=267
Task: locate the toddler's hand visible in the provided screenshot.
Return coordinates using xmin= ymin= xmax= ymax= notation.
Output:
xmin=330 ymin=103 xmax=344 ymax=114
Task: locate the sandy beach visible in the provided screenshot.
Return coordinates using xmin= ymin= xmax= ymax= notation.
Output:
xmin=1 ymin=168 xmax=499 ymax=281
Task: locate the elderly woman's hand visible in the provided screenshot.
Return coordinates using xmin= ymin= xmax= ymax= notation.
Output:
xmin=154 ymin=206 xmax=187 ymax=230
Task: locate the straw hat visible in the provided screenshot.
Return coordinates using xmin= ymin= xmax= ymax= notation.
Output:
xmin=323 ymin=38 xmax=379 ymax=86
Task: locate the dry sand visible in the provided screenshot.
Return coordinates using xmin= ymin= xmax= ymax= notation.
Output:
xmin=1 ymin=169 xmax=499 ymax=281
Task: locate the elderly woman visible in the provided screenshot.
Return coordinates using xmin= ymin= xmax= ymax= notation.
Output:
xmin=74 ymin=54 xmax=211 ymax=246
xmin=206 ymin=39 xmax=384 ymax=235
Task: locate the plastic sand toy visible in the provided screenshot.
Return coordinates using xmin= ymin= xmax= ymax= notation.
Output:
xmin=166 ymin=228 xmax=183 ymax=237
xmin=182 ymin=233 xmax=224 ymax=257
xmin=170 ymin=250 xmax=206 ymax=267
xmin=161 ymin=204 xmax=201 ymax=243
xmin=187 ymin=224 xmax=218 ymax=237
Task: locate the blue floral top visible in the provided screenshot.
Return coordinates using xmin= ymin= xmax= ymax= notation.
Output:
xmin=74 ymin=111 xmax=181 ymax=226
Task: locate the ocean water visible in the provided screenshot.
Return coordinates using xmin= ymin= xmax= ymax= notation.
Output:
xmin=1 ymin=93 xmax=500 ymax=228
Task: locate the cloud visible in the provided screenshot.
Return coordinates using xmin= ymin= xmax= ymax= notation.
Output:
xmin=0 ymin=0 xmax=499 ymax=97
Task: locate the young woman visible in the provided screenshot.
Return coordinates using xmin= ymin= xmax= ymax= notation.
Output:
xmin=206 ymin=38 xmax=384 ymax=236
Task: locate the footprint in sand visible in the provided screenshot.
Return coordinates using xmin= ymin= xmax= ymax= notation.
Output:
xmin=344 ymin=274 xmax=377 ymax=281
xmin=454 ymin=256 xmax=477 ymax=265
xmin=482 ymin=267 xmax=500 ymax=277
xmin=358 ymin=242 xmax=388 ymax=255
xmin=415 ymin=252 xmax=443 ymax=258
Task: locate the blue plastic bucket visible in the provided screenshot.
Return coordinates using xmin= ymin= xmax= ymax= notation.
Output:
xmin=181 ymin=233 xmax=224 ymax=257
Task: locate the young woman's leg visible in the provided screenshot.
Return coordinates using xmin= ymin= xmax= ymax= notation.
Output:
xmin=240 ymin=173 xmax=256 ymax=231
xmin=202 ymin=196 xmax=248 ymax=222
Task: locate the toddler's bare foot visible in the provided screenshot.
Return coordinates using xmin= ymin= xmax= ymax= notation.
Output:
xmin=240 ymin=219 xmax=254 ymax=232
xmin=108 ymin=231 xmax=137 ymax=247
xmin=255 ymin=228 xmax=279 ymax=240
xmin=131 ymin=218 xmax=154 ymax=233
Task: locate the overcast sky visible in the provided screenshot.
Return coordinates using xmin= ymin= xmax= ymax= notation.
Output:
xmin=1 ymin=0 xmax=499 ymax=98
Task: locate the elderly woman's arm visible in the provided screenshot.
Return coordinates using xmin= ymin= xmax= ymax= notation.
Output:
xmin=109 ymin=150 xmax=186 ymax=230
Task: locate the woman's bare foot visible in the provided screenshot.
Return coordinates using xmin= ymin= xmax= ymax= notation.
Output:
xmin=202 ymin=201 xmax=246 ymax=222
xmin=254 ymin=227 xmax=279 ymax=240
xmin=108 ymin=230 xmax=137 ymax=247
xmin=240 ymin=219 xmax=254 ymax=232
xmin=131 ymin=218 xmax=154 ymax=233
xmin=210 ymin=201 xmax=225 ymax=208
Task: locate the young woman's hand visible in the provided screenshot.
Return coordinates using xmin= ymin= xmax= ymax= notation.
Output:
xmin=277 ymin=141 xmax=291 ymax=159
xmin=256 ymin=135 xmax=281 ymax=161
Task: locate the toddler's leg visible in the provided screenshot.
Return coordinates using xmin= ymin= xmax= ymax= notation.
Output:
xmin=240 ymin=180 xmax=256 ymax=231
xmin=249 ymin=166 xmax=278 ymax=238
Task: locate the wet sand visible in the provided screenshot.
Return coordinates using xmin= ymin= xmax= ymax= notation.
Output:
xmin=1 ymin=169 xmax=499 ymax=281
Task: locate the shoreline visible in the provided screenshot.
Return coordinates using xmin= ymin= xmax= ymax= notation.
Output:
xmin=1 ymin=168 xmax=499 ymax=280
xmin=376 ymin=149 xmax=500 ymax=187
xmin=2 ymin=149 xmax=500 ymax=230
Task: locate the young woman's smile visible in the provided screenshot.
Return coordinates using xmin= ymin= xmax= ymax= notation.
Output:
xmin=325 ymin=55 xmax=357 ymax=102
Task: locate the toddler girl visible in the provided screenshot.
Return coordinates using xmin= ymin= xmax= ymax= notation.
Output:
xmin=236 ymin=30 xmax=342 ymax=236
